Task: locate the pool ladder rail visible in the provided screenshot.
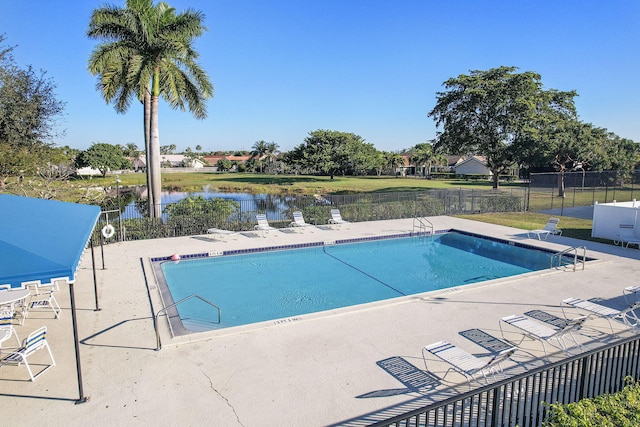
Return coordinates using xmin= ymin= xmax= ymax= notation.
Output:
xmin=413 ymin=216 xmax=434 ymax=239
xmin=551 ymin=246 xmax=587 ymax=272
xmin=155 ymin=294 xmax=221 ymax=351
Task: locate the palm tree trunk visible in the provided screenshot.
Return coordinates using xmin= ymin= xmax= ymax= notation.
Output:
xmin=149 ymin=95 xmax=162 ymax=219
xmin=143 ymin=91 xmax=154 ymax=216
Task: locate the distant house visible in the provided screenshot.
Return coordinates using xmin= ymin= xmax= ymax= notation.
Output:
xmin=452 ymin=156 xmax=491 ymax=176
xmin=203 ymin=154 xmax=252 ymax=171
xmin=131 ymin=156 xmax=146 ymax=172
xmin=159 ymin=154 xmax=205 ymax=168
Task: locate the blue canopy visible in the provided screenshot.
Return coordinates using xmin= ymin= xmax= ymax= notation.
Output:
xmin=0 ymin=195 xmax=101 ymax=288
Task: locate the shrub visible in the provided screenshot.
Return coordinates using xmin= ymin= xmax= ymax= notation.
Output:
xmin=545 ymin=377 xmax=640 ymax=427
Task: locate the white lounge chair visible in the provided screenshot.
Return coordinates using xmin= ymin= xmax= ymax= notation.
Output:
xmin=206 ymin=228 xmax=240 ymax=240
xmin=527 ymin=217 xmax=562 ymax=240
xmin=289 ymin=211 xmax=314 ymax=229
xmin=623 ymin=285 xmax=640 ymax=305
xmin=561 ymin=297 xmax=640 ymax=332
xmin=254 ymin=214 xmax=277 ymax=236
xmin=328 ymin=209 xmax=348 ymax=225
xmin=423 ymin=340 xmax=516 ymax=388
xmin=0 ymin=326 xmax=55 ymax=381
xmin=500 ymin=314 xmax=586 ymax=357
xmin=614 ymin=224 xmax=640 ymax=249
xmin=0 ymin=306 xmax=20 ymax=349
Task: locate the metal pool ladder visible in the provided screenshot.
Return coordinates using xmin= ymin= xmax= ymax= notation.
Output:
xmin=551 ymin=246 xmax=587 ymax=272
xmin=155 ymin=294 xmax=221 ymax=350
xmin=413 ymin=216 xmax=434 ymax=239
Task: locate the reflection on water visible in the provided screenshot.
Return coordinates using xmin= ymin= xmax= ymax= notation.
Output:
xmin=118 ymin=186 xmax=308 ymax=220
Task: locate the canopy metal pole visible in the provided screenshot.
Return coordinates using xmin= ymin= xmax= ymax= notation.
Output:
xmin=69 ymin=281 xmax=88 ymax=404
xmin=99 ymin=231 xmax=105 ymax=270
xmin=91 ymin=239 xmax=100 ymax=311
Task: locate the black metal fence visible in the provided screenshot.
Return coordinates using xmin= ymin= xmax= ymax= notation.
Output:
xmin=98 ymin=188 xmax=528 ymax=242
xmin=529 ymin=170 xmax=640 ymax=212
xmin=370 ymin=334 xmax=640 ymax=427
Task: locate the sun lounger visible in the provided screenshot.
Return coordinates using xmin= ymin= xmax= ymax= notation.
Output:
xmin=623 ymin=285 xmax=640 ymax=305
xmin=206 ymin=228 xmax=240 ymax=240
xmin=423 ymin=340 xmax=516 ymax=388
xmin=289 ymin=211 xmax=314 ymax=229
xmin=527 ymin=217 xmax=562 ymax=240
xmin=254 ymin=214 xmax=277 ymax=236
xmin=561 ymin=297 xmax=640 ymax=332
xmin=614 ymin=224 xmax=640 ymax=248
xmin=500 ymin=314 xmax=586 ymax=357
xmin=328 ymin=209 xmax=349 ymax=225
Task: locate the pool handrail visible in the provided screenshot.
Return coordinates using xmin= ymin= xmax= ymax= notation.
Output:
xmin=155 ymin=294 xmax=221 ymax=351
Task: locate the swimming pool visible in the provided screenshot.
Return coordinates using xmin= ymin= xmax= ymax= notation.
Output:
xmin=155 ymin=231 xmax=564 ymax=333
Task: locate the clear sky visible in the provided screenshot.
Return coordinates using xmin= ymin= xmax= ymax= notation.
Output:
xmin=1 ymin=0 xmax=639 ymax=153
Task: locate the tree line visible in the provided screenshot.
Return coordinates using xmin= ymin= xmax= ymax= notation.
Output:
xmin=2 ymin=2 xmax=639 ymax=207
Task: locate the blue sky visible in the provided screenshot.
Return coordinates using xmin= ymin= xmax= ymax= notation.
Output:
xmin=1 ymin=1 xmax=639 ymax=153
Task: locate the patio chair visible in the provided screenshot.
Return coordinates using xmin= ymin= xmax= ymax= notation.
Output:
xmin=0 ymin=306 xmax=20 ymax=349
xmin=500 ymin=314 xmax=587 ymax=357
xmin=48 ymin=277 xmax=69 ymax=292
xmin=0 ymin=326 xmax=55 ymax=381
xmin=22 ymin=280 xmax=61 ymax=321
xmin=614 ymin=224 xmax=640 ymax=249
xmin=254 ymin=214 xmax=277 ymax=236
xmin=423 ymin=340 xmax=516 ymax=388
xmin=289 ymin=211 xmax=314 ymax=229
xmin=561 ymin=297 xmax=640 ymax=332
xmin=328 ymin=209 xmax=349 ymax=225
xmin=527 ymin=217 xmax=562 ymax=240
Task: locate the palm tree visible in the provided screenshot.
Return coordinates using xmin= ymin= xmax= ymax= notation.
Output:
xmin=87 ymin=0 xmax=213 ymax=217
xmin=250 ymin=140 xmax=269 ymax=173
xmin=264 ymin=142 xmax=280 ymax=173
xmin=383 ymin=151 xmax=405 ymax=176
xmin=410 ymin=143 xmax=440 ymax=178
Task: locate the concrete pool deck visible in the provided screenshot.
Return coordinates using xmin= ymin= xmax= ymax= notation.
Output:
xmin=2 ymin=216 xmax=640 ymax=426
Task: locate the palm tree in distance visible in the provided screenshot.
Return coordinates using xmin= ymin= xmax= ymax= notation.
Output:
xmin=87 ymin=0 xmax=213 ymax=217
xmin=250 ymin=140 xmax=269 ymax=173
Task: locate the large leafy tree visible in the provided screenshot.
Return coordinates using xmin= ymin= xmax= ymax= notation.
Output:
xmin=287 ymin=130 xmax=370 ymax=179
xmin=87 ymin=0 xmax=213 ymax=217
xmin=429 ymin=66 xmax=577 ymax=189
xmin=0 ymin=36 xmax=66 ymax=191
xmin=75 ymin=142 xmax=129 ymax=177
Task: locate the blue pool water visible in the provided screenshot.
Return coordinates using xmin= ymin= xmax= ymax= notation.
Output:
xmin=159 ymin=232 xmax=555 ymax=331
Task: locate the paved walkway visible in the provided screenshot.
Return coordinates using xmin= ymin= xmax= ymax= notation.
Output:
xmin=2 ymin=216 xmax=639 ymax=426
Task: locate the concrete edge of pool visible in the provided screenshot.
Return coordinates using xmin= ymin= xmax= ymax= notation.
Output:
xmin=150 ymin=227 xmax=607 ymax=345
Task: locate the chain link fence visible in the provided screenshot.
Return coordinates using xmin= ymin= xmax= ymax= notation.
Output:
xmin=96 ymin=187 xmax=528 ymax=242
xmin=528 ymin=170 xmax=640 ymax=212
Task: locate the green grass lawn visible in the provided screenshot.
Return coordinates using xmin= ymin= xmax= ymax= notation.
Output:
xmin=63 ymin=172 xmax=521 ymax=198
xmin=455 ymin=211 xmax=611 ymax=244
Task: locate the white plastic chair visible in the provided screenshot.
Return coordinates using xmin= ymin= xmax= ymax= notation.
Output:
xmin=500 ymin=314 xmax=586 ymax=357
xmin=0 ymin=326 xmax=55 ymax=381
xmin=614 ymin=224 xmax=640 ymax=249
xmin=527 ymin=218 xmax=562 ymax=240
xmin=328 ymin=209 xmax=349 ymax=225
xmin=289 ymin=211 xmax=314 ymax=229
xmin=423 ymin=340 xmax=516 ymax=388
xmin=0 ymin=306 xmax=20 ymax=349
xmin=561 ymin=297 xmax=640 ymax=332
xmin=254 ymin=214 xmax=277 ymax=236
xmin=22 ymin=280 xmax=61 ymax=321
